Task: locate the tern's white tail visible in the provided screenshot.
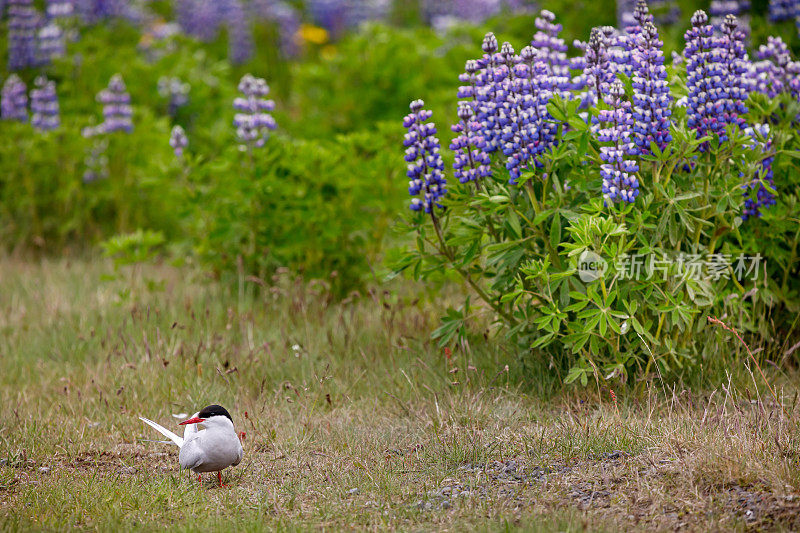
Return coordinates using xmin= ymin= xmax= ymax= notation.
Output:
xmin=139 ymin=417 xmax=184 ymax=447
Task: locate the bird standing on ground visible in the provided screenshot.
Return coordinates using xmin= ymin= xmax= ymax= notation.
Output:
xmin=140 ymin=404 xmax=243 ymax=487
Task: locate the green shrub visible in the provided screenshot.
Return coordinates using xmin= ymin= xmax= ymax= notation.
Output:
xmin=191 ymin=121 xmax=405 ymax=293
xmin=393 ymin=73 xmax=800 ymax=386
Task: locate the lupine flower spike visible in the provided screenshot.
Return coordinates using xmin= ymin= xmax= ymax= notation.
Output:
xmin=583 ymin=28 xmax=613 ymax=107
xmin=530 ymin=10 xmax=571 ymax=98
xmin=31 ymin=76 xmax=60 ymax=132
xmin=37 ymin=23 xmax=66 ymax=65
xmin=751 ymin=36 xmax=798 ymax=98
xmin=710 ymin=0 xmax=751 ymax=35
xmin=403 ymin=99 xmax=446 ymax=213
xmin=597 ymin=81 xmax=640 ymax=204
xmin=684 ymin=10 xmax=726 ymax=149
xmin=233 ymin=74 xmax=277 ymax=151
xmin=450 ymin=103 xmax=491 ymax=185
xmin=7 ymin=0 xmax=41 ymax=71
xmin=158 ymin=77 xmax=190 ymax=116
xmin=718 ymin=15 xmax=749 ymax=133
xmin=97 ymin=74 xmax=133 ymax=134
xmin=47 ymin=0 xmax=74 ymax=19
xmin=170 ymin=125 xmax=188 ymax=158
xmin=1 ymin=74 xmax=28 ymax=122
xmin=768 ymin=0 xmax=796 ymax=22
xmin=630 ymin=21 xmax=672 ymax=155
xmin=473 ymin=33 xmax=501 ymax=155
xmin=502 ymin=45 xmax=557 ymax=184
xmin=227 ymin=0 xmax=254 ymax=65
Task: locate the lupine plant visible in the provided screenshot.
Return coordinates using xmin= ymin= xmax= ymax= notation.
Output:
xmin=169 ymin=125 xmax=188 ymax=158
xmin=7 ymin=0 xmax=41 ymax=71
xmin=46 ymin=0 xmax=74 ymax=19
xmin=96 ymin=73 xmax=133 ymax=134
xmin=30 ymin=76 xmax=60 ymax=132
xmin=233 ymin=73 xmax=277 ymax=153
xmin=37 ymin=22 xmax=66 ymax=65
xmin=393 ymin=5 xmax=800 ymax=384
xmin=157 ymin=76 xmax=190 ymax=117
xmin=709 ymin=0 xmax=751 ymax=35
xmin=1 ymin=74 xmax=28 ymax=122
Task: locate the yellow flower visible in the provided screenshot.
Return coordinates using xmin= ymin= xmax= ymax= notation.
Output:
xmin=297 ymin=24 xmax=329 ymax=45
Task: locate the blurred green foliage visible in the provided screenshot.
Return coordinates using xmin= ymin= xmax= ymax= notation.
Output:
xmin=0 ymin=1 xmax=798 ymax=296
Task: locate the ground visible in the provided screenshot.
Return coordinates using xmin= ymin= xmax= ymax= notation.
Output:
xmin=1 ymin=259 xmax=799 ymax=531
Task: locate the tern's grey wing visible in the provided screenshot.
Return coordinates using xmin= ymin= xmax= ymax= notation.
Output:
xmin=178 ymin=438 xmax=205 ymax=471
xmin=232 ymin=441 xmax=243 ymax=466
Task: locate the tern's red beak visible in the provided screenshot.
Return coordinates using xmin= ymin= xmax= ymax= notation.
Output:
xmin=179 ymin=416 xmax=205 ymax=426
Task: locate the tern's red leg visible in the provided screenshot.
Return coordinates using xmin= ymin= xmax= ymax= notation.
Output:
xmin=217 ymin=471 xmax=228 ymax=488
xmin=197 ymin=474 xmax=202 ymax=482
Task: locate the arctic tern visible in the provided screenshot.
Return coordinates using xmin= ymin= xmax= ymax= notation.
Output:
xmin=140 ymin=404 xmax=243 ymax=487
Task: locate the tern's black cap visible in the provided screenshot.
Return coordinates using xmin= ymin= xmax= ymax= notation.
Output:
xmin=198 ymin=404 xmax=233 ymax=422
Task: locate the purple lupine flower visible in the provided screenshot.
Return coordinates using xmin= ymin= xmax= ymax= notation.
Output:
xmin=630 ymin=21 xmax=672 ymax=155
xmin=603 ymin=26 xmax=634 ymax=79
xmin=46 ymin=0 xmax=74 ymax=19
xmin=501 ymin=46 xmax=557 ymax=184
xmin=37 ymin=23 xmax=66 ymax=65
xmin=31 ymin=76 xmax=60 ymax=131
xmin=530 ymin=10 xmax=571 ymax=98
xmin=741 ymin=124 xmax=776 ymax=220
xmin=7 ymin=0 xmax=41 ymax=71
xmin=495 ymin=41 xmax=532 ymax=184
xmin=718 ymin=15 xmax=749 ymax=132
xmin=169 ymin=125 xmax=188 ymax=158
xmin=750 ymin=36 xmax=799 ymax=98
xmin=450 ymin=103 xmax=492 ymax=184
xmin=626 ymin=0 xmax=654 ymax=35
xmin=176 ymin=0 xmax=223 ymax=42
xmin=233 ymin=74 xmax=277 ymax=151
xmin=768 ymin=0 xmax=796 ymax=21
xmin=597 ymin=81 xmax=640 ymax=204
xmin=157 ymin=77 xmax=190 ymax=117
xmin=96 ymin=74 xmax=133 ymax=134
xmin=226 ymin=0 xmax=253 ymax=65
xmin=75 ymin=0 xmax=143 ymax=25
xmin=425 ymin=0 xmax=531 ymax=30
xmin=403 ymin=99 xmax=446 ymax=213
xmin=683 ymin=10 xmax=726 ymax=149
xmin=710 ymin=0 xmax=750 ymax=35
xmin=1 ymin=74 xmax=28 ymax=122
xmin=613 ymin=0 xmax=654 ymax=78
xmin=457 ymin=59 xmax=481 ymax=104
xmin=472 ymin=33 xmax=502 ymax=154
xmin=582 ymin=27 xmax=615 ymax=106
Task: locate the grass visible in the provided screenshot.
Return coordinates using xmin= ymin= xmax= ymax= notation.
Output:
xmin=1 ymin=258 xmax=799 ymax=531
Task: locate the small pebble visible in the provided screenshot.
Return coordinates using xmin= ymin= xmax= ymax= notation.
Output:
xmin=347 ymin=488 xmax=359 ymax=495
xmin=39 ymin=467 xmax=51 ymax=474
xmin=441 ymin=500 xmax=451 ymax=509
